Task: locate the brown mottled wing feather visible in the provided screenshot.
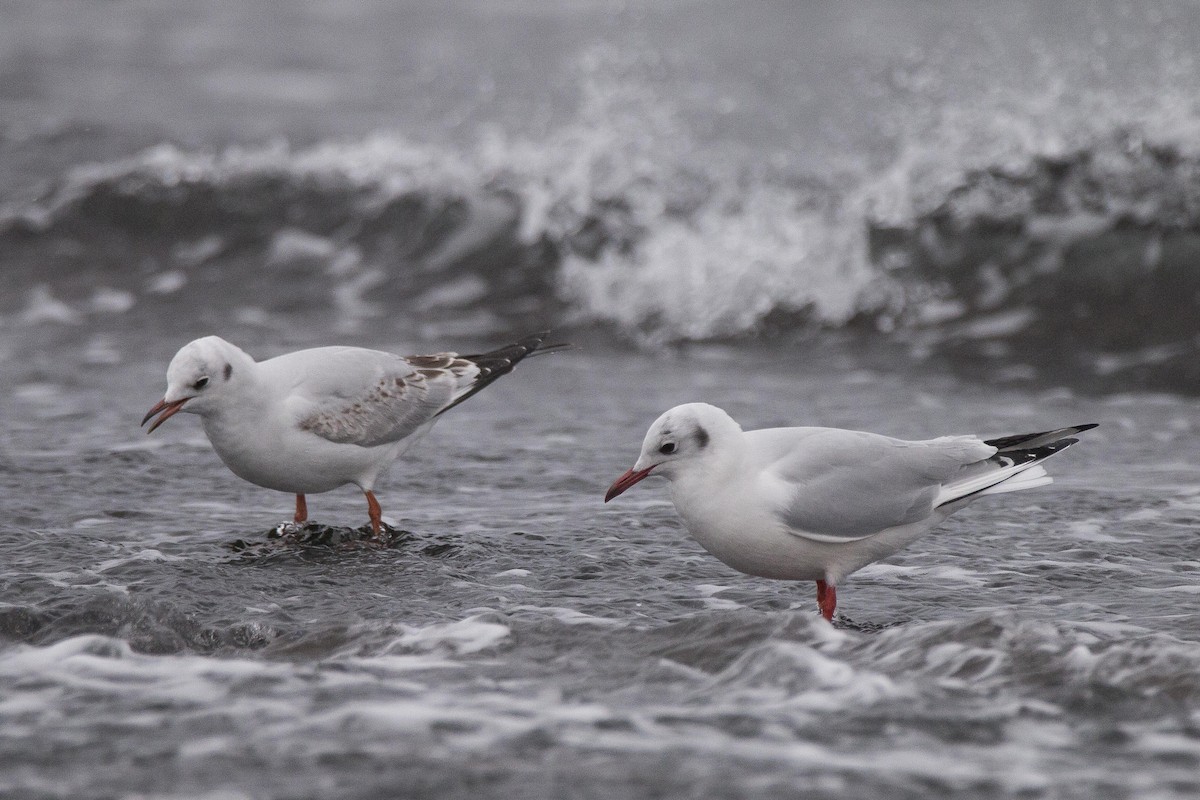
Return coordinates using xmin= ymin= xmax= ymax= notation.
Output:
xmin=291 ymin=332 xmax=560 ymax=448
xmin=298 ymin=354 xmax=477 ymax=448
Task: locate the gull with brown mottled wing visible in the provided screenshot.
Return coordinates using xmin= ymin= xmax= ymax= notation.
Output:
xmin=143 ymin=332 xmax=563 ymax=535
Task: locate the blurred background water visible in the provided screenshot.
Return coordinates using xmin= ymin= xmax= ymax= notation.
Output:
xmin=2 ymin=2 xmax=1200 ymax=798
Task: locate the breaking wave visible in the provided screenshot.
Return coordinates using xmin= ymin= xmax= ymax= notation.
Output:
xmin=5 ymin=52 xmax=1200 ymax=390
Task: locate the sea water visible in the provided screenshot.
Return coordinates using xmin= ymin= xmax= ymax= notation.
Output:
xmin=2 ymin=2 xmax=1200 ymax=797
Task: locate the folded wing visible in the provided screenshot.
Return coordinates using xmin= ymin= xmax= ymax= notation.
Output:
xmin=292 ymin=349 xmax=476 ymax=448
xmin=289 ymin=332 xmax=559 ymax=449
xmin=763 ymin=423 xmax=1096 ymax=544
xmin=760 ymin=428 xmax=996 ymax=543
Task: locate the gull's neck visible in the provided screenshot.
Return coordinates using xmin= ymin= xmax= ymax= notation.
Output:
xmin=668 ymin=435 xmax=749 ymax=508
xmin=198 ymin=356 xmax=267 ymax=433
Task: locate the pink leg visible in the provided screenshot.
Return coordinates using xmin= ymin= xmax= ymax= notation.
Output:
xmin=365 ymin=490 xmax=383 ymax=536
xmin=294 ymin=494 xmax=308 ymax=524
xmin=816 ymin=580 xmax=837 ymax=622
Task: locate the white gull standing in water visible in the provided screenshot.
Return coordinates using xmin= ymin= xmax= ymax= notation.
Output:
xmin=605 ymin=403 xmax=1095 ymax=621
xmin=143 ymin=332 xmax=564 ymax=535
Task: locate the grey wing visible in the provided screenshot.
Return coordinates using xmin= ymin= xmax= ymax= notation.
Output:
xmin=764 ymin=429 xmax=994 ymax=542
xmin=297 ymin=353 xmax=478 ymax=448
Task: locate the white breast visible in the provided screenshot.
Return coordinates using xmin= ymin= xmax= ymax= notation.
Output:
xmin=202 ymin=412 xmax=405 ymax=495
xmin=668 ymin=464 xmax=945 ymax=585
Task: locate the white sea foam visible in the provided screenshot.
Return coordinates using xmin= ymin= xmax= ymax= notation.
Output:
xmin=266 ymin=228 xmax=338 ymax=269
xmin=146 ymin=269 xmax=188 ymax=295
xmin=546 ymin=607 xmax=625 ymax=627
xmin=1063 ymin=519 xmax=1125 ymax=543
xmin=383 ymin=614 xmax=511 ymax=655
xmin=93 ymin=549 xmax=185 ymax=573
xmin=20 ymin=285 xmax=81 ymax=325
xmin=694 ymin=584 xmax=743 ymax=610
xmin=170 ymin=234 xmax=225 ymax=268
xmin=330 ymin=266 xmax=386 ymax=331
xmin=17 ymin=37 xmax=1200 ymax=350
xmin=856 ymin=563 xmax=987 ymax=587
xmin=12 ymin=382 xmax=66 ymax=405
xmin=81 ymin=335 xmax=121 ymax=365
xmin=88 ymin=287 xmax=135 ymax=314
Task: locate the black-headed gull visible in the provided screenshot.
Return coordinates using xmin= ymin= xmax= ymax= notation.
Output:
xmin=143 ymin=332 xmax=564 ymax=535
xmin=605 ymin=403 xmax=1096 ymax=621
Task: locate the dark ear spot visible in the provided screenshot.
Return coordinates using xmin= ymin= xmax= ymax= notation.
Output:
xmin=695 ymin=426 xmax=710 ymax=448
xmin=223 ymin=362 xmax=233 ymax=380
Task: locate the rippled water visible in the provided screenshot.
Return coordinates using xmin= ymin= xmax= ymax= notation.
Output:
xmin=5 ymin=1 xmax=1200 ymax=796
xmin=3 ymin=340 xmax=1199 ymax=798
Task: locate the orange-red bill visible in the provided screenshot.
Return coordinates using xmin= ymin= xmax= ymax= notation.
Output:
xmin=142 ymin=398 xmax=187 ymax=433
xmin=604 ymin=465 xmax=655 ymax=502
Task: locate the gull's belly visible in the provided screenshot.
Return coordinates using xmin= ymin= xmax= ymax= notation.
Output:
xmin=203 ymin=418 xmax=397 ymax=494
xmin=671 ymin=484 xmax=946 ymax=585
xmin=679 ymin=504 xmax=833 ymax=582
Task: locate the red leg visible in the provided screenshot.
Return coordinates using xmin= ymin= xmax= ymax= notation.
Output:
xmin=816 ymin=580 xmax=837 ymax=622
xmin=294 ymin=494 xmax=308 ymax=524
xmin=365 ymin=490 xmax=383 ymax=536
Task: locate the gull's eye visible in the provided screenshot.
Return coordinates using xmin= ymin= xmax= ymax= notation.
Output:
xmin=192 ymin=377 xmax=210 ymax=391
xmin=659 ymin=442 xmax=676 ymax=455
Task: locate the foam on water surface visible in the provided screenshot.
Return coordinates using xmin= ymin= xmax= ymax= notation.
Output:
xmin=6 ymin=25 xmax=1200 ymax=391
xmin=3 ymin=2 xmax=1200 ymax=796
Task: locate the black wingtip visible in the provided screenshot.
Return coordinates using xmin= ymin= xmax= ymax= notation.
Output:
xmin=526 ymin=341 xmax=575 ymax=358
xmin=462 ymin=331 xmax=574 ymax=361
xmin=985 ymin=423 xmax=1099 ymax=451
xmin=513 ymin=331 xmax=574 ymax=358
xmin=436 ymin=331 xmax=570 ymax=416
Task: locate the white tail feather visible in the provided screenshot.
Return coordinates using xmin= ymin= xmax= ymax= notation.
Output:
xmin=973 ymin=465 xmax=1052 ymax=497
xmin=935 ymin=460 xmax=1052 ymax=507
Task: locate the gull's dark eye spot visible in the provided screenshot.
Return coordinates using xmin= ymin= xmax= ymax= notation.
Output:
xmin=659 ymin=442 xmax=676 ymax=455
xmin=192 ymin=377 xmax=210 ymax=391
xmin=223 ymin=363 xmax=233 ymax=380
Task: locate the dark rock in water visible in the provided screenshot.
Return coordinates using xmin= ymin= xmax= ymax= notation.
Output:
xmin=228 ymin=524 xmax=464 ymax=561
xmin=229 ymin=522 xmax=412 ymax=552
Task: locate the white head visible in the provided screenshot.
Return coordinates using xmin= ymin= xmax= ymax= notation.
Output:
xmin=604 ymin=402 xmax=742 ymax=501
xmin=142 ymin=336 xmax=256 ymax=432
